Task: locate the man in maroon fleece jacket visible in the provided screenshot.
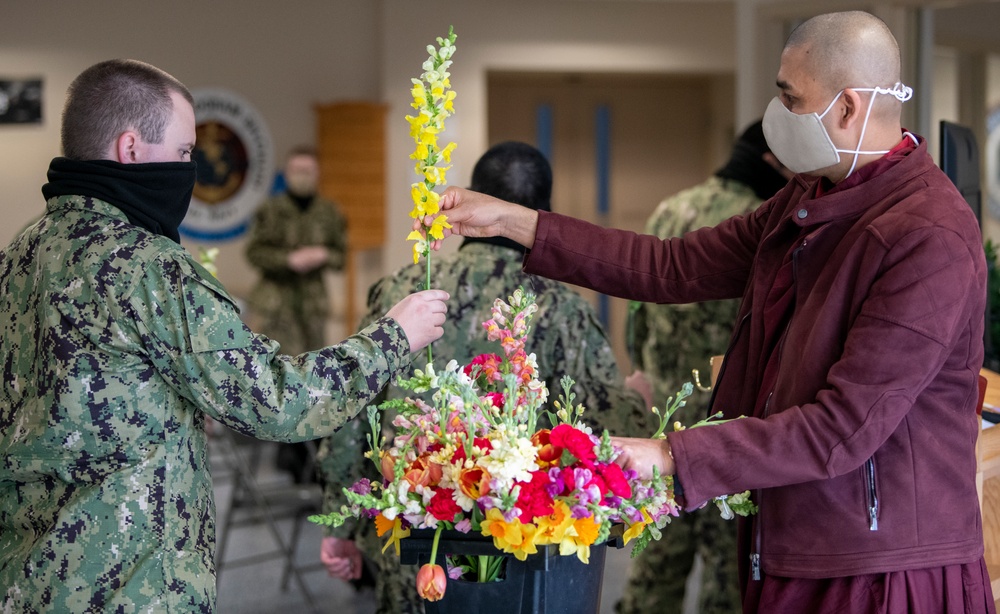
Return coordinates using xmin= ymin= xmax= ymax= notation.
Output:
xmin=433 ymin=10 xmax=994 ymax=614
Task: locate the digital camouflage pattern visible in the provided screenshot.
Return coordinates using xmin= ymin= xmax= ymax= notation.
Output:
xmin=0 ymin=196 xmax=409 ymax=613
xmin=245 ymin=193 xmax=347 ymax=355
xmin=618 ymin=176 xmax=763 ymax=614
xmin=318 ymin=241 xmax=650 ymax=614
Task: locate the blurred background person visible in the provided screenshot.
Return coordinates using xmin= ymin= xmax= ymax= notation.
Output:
xmin=619 ymin=120 xmax=791 ymax=614
xmin=317 ymin=141 xmax=653 ymax=614
xmin=246 ymin=145 xmax=348 ymax=483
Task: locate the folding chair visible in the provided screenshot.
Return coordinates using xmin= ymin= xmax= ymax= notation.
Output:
xmin=212 ymin=427 xmax=325 ymax=613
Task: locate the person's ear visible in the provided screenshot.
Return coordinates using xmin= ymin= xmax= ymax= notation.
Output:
xmin=837 ymin=88 xmax=865 ymax=130
xmin=114 ymin=131 xmax=141 ymax=164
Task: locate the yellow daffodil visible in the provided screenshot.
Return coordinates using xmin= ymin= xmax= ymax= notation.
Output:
xmin=622 ymin=508 xmax=654 ymax=545
xmin=534 ymin=500 xmax=574 ymax=546
xmin=558 ymin=516 xmax=601 ymax=563
xmin=375 ymin=513 xmax=411 ymax=555
xmin=480 ymin=508 xmax=538 ymax=561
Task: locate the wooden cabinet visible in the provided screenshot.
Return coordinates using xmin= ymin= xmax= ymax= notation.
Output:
xmin=314 ymin=102 xmax=387 ymax=333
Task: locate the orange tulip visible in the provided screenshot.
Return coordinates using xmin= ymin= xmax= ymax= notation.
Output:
xmin=531 ymin=429 xmax=563 ymax=468
xmin=416 ymin=563 xmax=447 ymax=601
xmin=380 ymin=451 xmax=396 ymax=482
xmin=458 ymin=466 xmax=491 ymax=500
xmin=403 ymin=457 xmax=443 ymax=491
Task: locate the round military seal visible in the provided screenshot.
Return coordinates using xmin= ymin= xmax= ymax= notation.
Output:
xmin=181 ymin=88 xmax=274 ymax=241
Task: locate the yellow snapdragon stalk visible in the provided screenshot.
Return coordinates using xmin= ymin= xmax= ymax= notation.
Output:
xmin=405 ymin=26 xmax=458 ymax=363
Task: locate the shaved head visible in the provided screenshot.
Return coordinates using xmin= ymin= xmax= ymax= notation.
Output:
xmin=787 ymin=12 xmax=900 ymax=92
xmin=784 ymin=11 xmax=902 ymax=120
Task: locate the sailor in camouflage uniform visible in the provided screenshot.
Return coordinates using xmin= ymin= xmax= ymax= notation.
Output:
xmin=617 ymin=121 xmax=790 ymax=614
xmin=246 ymin=149 xmax=350 ymax=481
xmin=0 ymin=59 xmax=447 ymax=613
xmin=317 ymin=142 xmax=651 ymax=614
xmin=245 ymin=146 xmax=348 ymax=357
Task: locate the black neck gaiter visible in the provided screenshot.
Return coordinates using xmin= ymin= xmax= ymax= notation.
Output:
xmin=42 ymin=157 xmax=197 ymax=243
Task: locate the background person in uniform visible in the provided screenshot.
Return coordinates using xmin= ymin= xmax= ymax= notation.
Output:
xmin=618 ymin=120 xmax=790 ymax=614
xmin=246 ymin=145 xmax=349 ymax=481
xmin=0 ymin=58 xmax=448 ymax=613
xmin=317 ymin=141 xmax=653 ymax=614
xmin=435 ymin=11 xmax=995 ymax=613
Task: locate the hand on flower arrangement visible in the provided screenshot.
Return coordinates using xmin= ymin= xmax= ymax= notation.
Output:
xmin=610 ymin=436 xmax=675 ymax=482
xmin=385 ymin=289 xmax=449 ymax=352
xmin=320 ymin=536 xmax=362 ymax=581
xmin=428 ymin=186 xmax=539 ymax=250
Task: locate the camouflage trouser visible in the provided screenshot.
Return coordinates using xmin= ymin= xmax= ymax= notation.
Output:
xmin=358 ymin=524 xmax=424 ymax=614
xmin=616 ymin=505 xmax=741 ymax=614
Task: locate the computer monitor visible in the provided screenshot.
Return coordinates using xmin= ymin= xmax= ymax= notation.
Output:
xmin=939 ymin=120 xmax=982 ymax=226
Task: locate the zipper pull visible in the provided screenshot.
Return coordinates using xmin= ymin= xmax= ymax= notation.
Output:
xmin=751 ymin=553 xmax=761 ymax=581
xmin=869 ymin=503 xmax=879 ymax=531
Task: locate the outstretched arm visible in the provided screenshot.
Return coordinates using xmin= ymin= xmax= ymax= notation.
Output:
xmin=434 ymin=186 xmax=539 ymax=249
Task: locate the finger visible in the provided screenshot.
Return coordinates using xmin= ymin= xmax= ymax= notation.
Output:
xmin=439 ymin=186 xmax=461 ymax=211
xmin=417 ymin=289 xmax=450 ymax=303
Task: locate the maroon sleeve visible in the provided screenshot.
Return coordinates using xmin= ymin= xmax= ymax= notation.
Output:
xmin=523 ymin=209 xmax=762 ymax=304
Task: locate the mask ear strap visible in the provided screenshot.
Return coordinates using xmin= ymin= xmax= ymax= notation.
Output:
xmin=844 ymin=88 xmax=880 ymax=178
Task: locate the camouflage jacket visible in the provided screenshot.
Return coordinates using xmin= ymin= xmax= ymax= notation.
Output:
xmin=0 ymin=196 xmax=408 ymax=613
xmin=245 ymin=193 xmax=347 ymax=323
xmin=318 ymin=241 xmax=649 ymax=537
xmin=627 ymin=177 xmax=763 ymax=419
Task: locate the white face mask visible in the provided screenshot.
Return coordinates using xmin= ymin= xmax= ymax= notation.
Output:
xmin=762 ymin=82 xmax=913 ymax=177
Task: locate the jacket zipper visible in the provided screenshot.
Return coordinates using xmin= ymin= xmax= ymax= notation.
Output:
xmin=865 ymin=457 xmax=879 ymax=531
xmin=752 ymin=238 xmax=808 ymax=582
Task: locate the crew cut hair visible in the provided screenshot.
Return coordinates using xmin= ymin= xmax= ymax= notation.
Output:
xmin=470 ymin=141 xmax=552 ymax=212
xmin=61 ymin=59 xmax=193 ymax=161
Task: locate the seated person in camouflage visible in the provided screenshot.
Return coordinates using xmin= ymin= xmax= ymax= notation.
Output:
xmin=0 ymin=59 xmax=448 ymax=613
xmin=618 ymin=122 xmax=790 ymax=614
xmin=316 ymin=141 xmax=653 ymax=614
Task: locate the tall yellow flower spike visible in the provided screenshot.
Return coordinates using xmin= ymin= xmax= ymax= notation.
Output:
xmin=405 ymin=26 xmax=457 ymax=266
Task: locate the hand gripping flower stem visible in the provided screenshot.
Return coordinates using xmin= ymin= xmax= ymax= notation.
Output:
xmin=405 ymin=26 xmax=458 ymax=364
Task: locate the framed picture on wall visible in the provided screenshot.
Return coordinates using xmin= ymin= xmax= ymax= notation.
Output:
xmin=0 ymin=79 xmax=42 ymax=125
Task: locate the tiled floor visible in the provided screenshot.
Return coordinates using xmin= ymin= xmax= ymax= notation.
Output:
xmin=210 ymin=439 xmax=638 ymax=614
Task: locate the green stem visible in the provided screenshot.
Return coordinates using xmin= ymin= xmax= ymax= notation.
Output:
xmin=429 ymin=524 xmax=444 ymax=567
xmin=424 ymin=244 xmax=433 ymax=365
xmin=478 ymin=555 xmax=487 ymax=583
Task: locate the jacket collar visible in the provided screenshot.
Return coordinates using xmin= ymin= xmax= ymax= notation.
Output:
xmin=786 ymin=135 xmax=930 ymax=227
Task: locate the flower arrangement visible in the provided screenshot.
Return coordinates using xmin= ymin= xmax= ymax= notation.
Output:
xmin=309 ymin=25 xmax=756 ymax=605
xmin=310 ymin=289 xmax=757 ymax=601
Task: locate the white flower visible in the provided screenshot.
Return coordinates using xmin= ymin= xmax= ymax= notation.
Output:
xmin=479 ymin=433 xmax=538 ymax=489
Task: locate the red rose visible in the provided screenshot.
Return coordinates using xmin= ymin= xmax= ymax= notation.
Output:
xmin=598 ymin=462 xmax=633 ymax=499
xmin=514 ymin=470 xmax=555 ymax=523
xmin=427 ymin=488 xmax=462 ymax=522
xmin=549 ymin=424 xmax=597 ymax=466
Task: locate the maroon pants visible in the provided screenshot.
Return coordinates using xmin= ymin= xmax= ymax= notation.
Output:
xmin=743 ymin=557 xmax=996 ymax=614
